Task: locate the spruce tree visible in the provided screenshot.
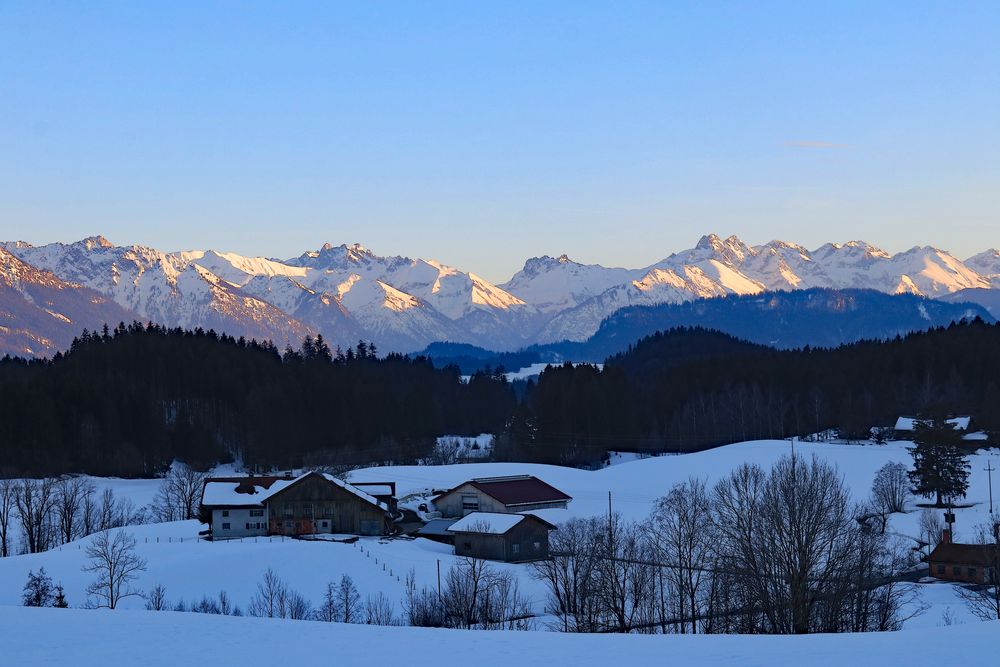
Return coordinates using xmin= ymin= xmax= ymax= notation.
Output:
xmin=907 ymin=416 xmax=971 ymax=507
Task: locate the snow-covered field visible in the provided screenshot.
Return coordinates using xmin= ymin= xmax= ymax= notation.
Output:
xmin=5 ymin=606 xmax=999 ymax=666
xmin=1 ymin=439 xmax=998 ymax=660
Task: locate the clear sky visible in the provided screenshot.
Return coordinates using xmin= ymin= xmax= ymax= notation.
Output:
xmin=1 ymin=2 xmax=998 ymax=283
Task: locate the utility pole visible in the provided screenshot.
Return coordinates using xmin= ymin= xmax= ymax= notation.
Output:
xmin=986 ymin=461 xmax=995 ymax=515
xmin=437 ymin=559 xmax=441 ymax=599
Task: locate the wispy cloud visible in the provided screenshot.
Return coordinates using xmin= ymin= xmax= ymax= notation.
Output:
xmin=783 ymin=140 xmax=850 ymax=149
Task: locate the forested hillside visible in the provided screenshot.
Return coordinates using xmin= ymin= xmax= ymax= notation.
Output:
xmin=0 ymin=323 xmax=514 ymax=476
xmin=501 ymin=321 xmax=1000 ymax=465
xmin=3 ymin=320 xmax=999 ymax=476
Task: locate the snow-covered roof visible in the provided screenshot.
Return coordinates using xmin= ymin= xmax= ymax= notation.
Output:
xmin=201 ymin=472 xmax=387 ymax=512
xmin=894 ymin=416 xmax=971 ymax=431
xmin=351 ymin=484 xmax=394 ymax=497
xmin=447 ymin=511 xmax=554 ymax=535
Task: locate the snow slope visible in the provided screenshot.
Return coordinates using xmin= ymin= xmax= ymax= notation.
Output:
xmin=0 ymin=440 xmax=997 ymax=635
xmin=5 ymin=606 xmax=1000 ymax=667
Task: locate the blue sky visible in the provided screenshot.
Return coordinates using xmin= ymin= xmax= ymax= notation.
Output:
xmin=1 ymin=2 xmax=998 ymax=282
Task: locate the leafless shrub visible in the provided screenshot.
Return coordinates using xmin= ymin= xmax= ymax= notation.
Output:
xmin=364 ymin=592 xmax=397 ymax=625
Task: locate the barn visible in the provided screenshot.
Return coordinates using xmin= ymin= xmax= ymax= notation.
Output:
xmin=432 ymin=475 xmax=571 ymax=517
xmin=448 ymin=511 xmax=556 ymax=562
xmin=200 ymin=471 xmax=393 ymax=539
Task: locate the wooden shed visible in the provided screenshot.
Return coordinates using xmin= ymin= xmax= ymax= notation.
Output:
xmin=448 ymin=511 xmax=556 ymax=562
xmin=927 ymin=539 xmax=998 ymax=585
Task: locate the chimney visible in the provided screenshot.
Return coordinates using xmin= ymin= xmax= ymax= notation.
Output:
xmin=941 ymin=529 xmax=952 ymax=544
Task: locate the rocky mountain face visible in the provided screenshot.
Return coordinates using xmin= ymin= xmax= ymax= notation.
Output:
xmin=0 ymin=245 xmax=136 ymax=357
xmin=2 ymin=234 xmax=998 ymax=356
xmin=512 ymin=235 xmax=994 ymax=343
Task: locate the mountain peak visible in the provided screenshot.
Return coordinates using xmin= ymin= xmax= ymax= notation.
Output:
xmin=695 ymin=233 xmax=723 ymax=250
xmin=79 ymin=235 xmax=115 ymax=251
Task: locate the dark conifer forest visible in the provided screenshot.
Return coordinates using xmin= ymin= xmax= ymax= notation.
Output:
xmin=506 ymin=321 xmax=1000 ymax=465
xmin=0 ymin=323 xmax=515 ymax=476
xmin=2 ymin=319 xmax=999 ymax=476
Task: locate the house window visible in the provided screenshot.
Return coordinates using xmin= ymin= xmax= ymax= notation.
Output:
xmin=222 ymin=523 xmax=230 ymax=530
xmin=511 ymin=544 xmax=520 ymax=555
xmin=303 ymin=504 xmax=314 ymax=519
xmin=937 ymin=564 xmax=945 ymax=575
xmin=245 ymin=523 xmax=250 ymax=530
xmin=250 ymin=509 xmax=263 ymax=517
xmin=285 ymin=521 xmax=293 ymax=529
xmin=222 ymin=510 xmax=229 ymax=517
xmin=533 ymin=541 xmax=541 ymax=550
xmin=953 ymin=566 xmax=961 ymax=576
xmin=463 ymin=541 xmax=472 ymax=549
xmin=322 ymin=521 xmax=329 ymax=528
xmin=283 ymin=506 xmax=293 ymax=518
xmin=461 ymin=495 xmax=479 ymax=511
xmin=968 ymin=567 xmax=977 ymax=577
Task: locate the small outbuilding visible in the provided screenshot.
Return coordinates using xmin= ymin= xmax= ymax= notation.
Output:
xmin=927 ymin=532 xmax=998 ymax=584
xmin=448 ymin=511 xmax=556 ymax=562
xmin=432 ymin=475 xmax=572 ymax=518
xmin=352 ymin=482 xmax=399 ymax=515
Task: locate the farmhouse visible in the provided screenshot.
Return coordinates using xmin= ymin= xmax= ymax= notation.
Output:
xmin=433 ymin=475 xmax=572 ymax=518
xmin=448 ymin=511 xmax=556 ymax=562
xmin=926 ymin=531 xmax=998 ymax=585
xmin=199 ymin=471 xmax=392 ymax=539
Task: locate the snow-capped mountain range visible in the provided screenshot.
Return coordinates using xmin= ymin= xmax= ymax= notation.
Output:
xmin=2 ymin=234 xmax=998 ymax=357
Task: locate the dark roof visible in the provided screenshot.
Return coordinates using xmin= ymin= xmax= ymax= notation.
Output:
xmin=204 ymin=476 xmax=289 ymax=495
xmin=927 ymin=542 xmax=998 ymax=567
xmin=436 ymin=475 xmax=571 ymax=507
xmin=416 ymin=518 xmax=458 ymax=537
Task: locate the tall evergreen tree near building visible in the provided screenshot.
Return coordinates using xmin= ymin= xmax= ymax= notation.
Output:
xmin=907 ymin=416 xmax=971 ymax=507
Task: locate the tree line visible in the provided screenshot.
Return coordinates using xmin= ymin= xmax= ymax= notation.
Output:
xmin=0 ymin=322 xmax=515 ymax=477
xmin=499 ymin=320 xmax=1000 ymax=465
xmin=2 ymin=319 xmax=999 ymax=476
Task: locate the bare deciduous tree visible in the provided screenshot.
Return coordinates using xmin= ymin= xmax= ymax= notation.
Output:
xmin=872 ymin=462 xmax=910 ymax=516
xmin=152 ymin=466 xmax=208 ymax=522
xmin=531 ymin=517 xmax=601 ymax=632
xmin=403 ymin=569 xmax=445 ymax=627
xmin=15 ymin=478 xmax=57 ymax=554
xmin=82 ymin=530 xmax=147 ymax=609
xmin=0 ymin=478 xmax=16 ymax=557
xmin=335 ymin=574 xmax=361 ymax=623
xmin=146 ymin=583 xmax=169 ymax=611
xmin=918 ymin=509 xmax=945 ymax=552
xmin=56 ymin=477 xmax=94 ymax=544
xmin=248 ymin=568 xmax=289 ymax=618
xmin=649 ymin=477 xmax=712 ymax=633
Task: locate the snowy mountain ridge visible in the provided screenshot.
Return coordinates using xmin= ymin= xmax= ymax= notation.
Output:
xmin=2 ymin=234 xmax=999 ymax=354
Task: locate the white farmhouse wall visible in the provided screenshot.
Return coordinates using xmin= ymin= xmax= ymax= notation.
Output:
xmin=211 ymin=507 xmax=268 ymax=538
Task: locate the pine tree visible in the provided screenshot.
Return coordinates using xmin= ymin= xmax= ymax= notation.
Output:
xmin=22 ymin=568 xmax=55 ymax=607
xmin=908 ymin=416 xmax=971 ymax=507
xmin=52 ymin=584 xmax=68 ymax=608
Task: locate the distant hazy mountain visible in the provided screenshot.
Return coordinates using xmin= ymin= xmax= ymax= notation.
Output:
xmin=418 ymin=289 xmax=994 ymax=371
xmin=2 ymin=234 xmax=998 ymax=356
